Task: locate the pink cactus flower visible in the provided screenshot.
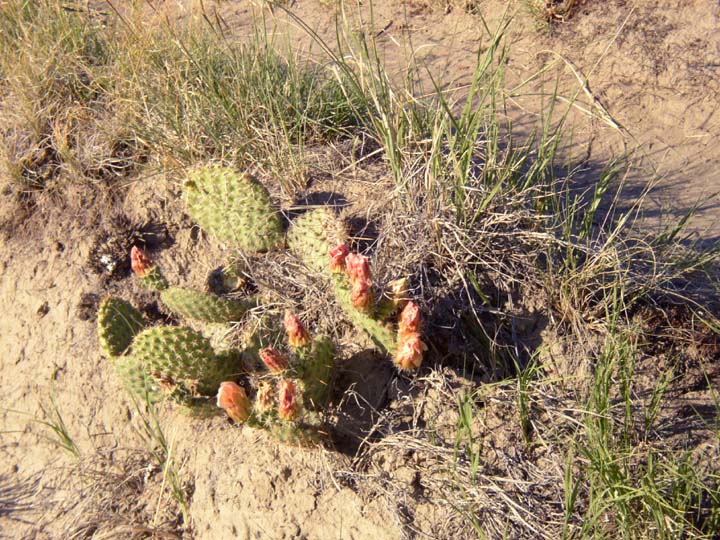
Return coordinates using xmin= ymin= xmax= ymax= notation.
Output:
xmin=329 ymin=243 xmax=350 ymax=273
xmin=216 ymin=381 xmax=251 ymax=423
xmin=259 ymin=347 xmax=289 ymax=373
xmin=393 ymin=333 xmax=427 ymax=371
xmin=284 ymin=311 xmax=310 ymax=349
xmin=130 ymin=246 xmax=152 ymax=278
xmin=277 ymin=379 xmax=299 ymax=421
xmin=398 ymin=301 xmax=422 ymax=337
xmin=350 ymin=279 xmax=373 ymax=311
xmin=345 ymin=253 xmax=371 ymax=284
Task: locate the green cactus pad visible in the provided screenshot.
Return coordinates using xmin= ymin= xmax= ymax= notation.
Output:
xmin=297 ymin=336 xmax=335 ymax=409
xmin=132 ymin=326 xmax=242 ymax=396
xmin=138 ymin=267 xmax=168 ymax=291
xmin=268 ymin=422 xmax=326 ymax=448
xmin=160 ymin=287 xmax=258 ymax=323
xmin=184 ymin=166 xmax=284 ymax=252
xmin=287 ymin=208 xmax=348 ymax=274
xmin=113 ymin=355 xmax=159 ymax=403
xmin=98 ymin=297 xmax=146 ymax=358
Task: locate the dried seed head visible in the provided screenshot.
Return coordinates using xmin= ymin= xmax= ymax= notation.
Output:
xmin=217 ymin=381 xmax=252 ymax=423
xmin=284 ymin=311 xmax=310 ymax=349
xmin=259 ymin=347 xmax=289 ymax=373
xmin=387 ymin=277 xmax=410 ymax=310
xmin=277 ymin=379 xmax=299 ymax=421
xmin=255 ymin=381 xmax=275 ymax=415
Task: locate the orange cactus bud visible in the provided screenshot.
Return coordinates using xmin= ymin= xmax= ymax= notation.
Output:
xmin=329 ymin=243 xmax=350 ymax=273
xmin=350 ymin=279 xmax=373 ymax=311
xmin=393 ymin=333 xmax=427 ymax=370
xmin=345 ymin=253 xmax=371 ymax=283
xmin=284 ymin=311 xmax=310 ymax=349
xmin=259 ymin=347 xmax=289 ymax=373
xmin=255 ymin=381 xmax=275 ymax=415
xmin=398 ymin=301 xmax=422 ymax=337
xmin=130 ymin=246 xmax=152 ymax=278
xmin=277 ymin=379 xmax=299 ymax=421
xmin=217 ymin=381 xmax=251 ymax=423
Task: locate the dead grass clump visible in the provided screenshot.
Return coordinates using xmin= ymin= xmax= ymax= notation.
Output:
xmin=1 ymin=449 xmax=186 ymax=540
xmin=0 ymin=1 xmax=146 ymax=231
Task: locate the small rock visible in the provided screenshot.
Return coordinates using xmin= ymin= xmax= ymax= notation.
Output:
xmin=36 ymin=301 xmax=50 ymax=318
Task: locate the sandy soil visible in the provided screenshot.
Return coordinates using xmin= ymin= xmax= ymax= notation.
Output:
xmin=1 ymin=1 xmax=719 ymax=539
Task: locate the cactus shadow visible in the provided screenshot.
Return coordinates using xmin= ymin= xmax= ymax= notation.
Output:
xmin=289 ymin=192 xmax=350 ymax=214
xmin=426 ymin=279 xmax=550 ymax=383
xmin=330 ymin=349 xmax=397 ymax=455
xmin=345 ymin=215 xmax=380 ymax=254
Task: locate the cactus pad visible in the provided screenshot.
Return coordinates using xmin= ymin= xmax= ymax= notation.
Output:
xmin=269 ymin=422 xmax=325 ymax=447
xmin=184 ymin=166 xmax=284 ymax=252
xmin=113 ymin=355 xmax=159 ymax=402
xmin=333 ymin=276 xmax=397 ymax=354
xmin=297 ymin=336 xmax=335 ymax=409
xmin=98 ymin=297 xmax=146 ymax=358
xmin=287 ymin=208 xmax=348 ymax=274
xmin=132 ymin=326 xmax=242 ymax=395
xmin=160 ymin=287 xmax=258 ymax=323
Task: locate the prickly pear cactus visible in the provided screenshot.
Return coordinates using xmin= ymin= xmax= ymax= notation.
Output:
xmin=296 ymin=336 xmax=335 ymax=409
xmin=160 ymin=287 xmax=258 ymax=323
xmin=331 ymin=278 xmax=397 ymax=353
xmin=132 ymin=326 xmax=243 ymax=395
xmin=288 ymin=210 xmax=397 ymax=354
xmin=184 ymin=165 xmax=284 ymax=252
xmin=113 ymin=354 xmax=159 ymax=403
xmin=98 ymin=297 xmax=146 ymax=358
xmin=287 ymin=208 xmax=348 ymax=275
xmin=130 ymin=246 xmax=168 ymax=291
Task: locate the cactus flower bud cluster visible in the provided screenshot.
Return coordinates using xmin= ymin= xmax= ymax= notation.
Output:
xmin=277 ymin=379 xmax=299 ymax=420
xmin=284 ymin=311 xmax=310 ymax=349
xmin=130 ymin=246 xmax=168 ymax=290
xmin=255 ymin=381 xmax=275 ymax=415
xmin=329 ymin=243 xmax=350 ymax=273
xmin=217 ymin=381 xmax=252 ymax=423
xmin=393 ymin=301 xmax=428 ymax=370
xmin=344 ymin=252 xmax=374 ymax=311
xmin=259 ymin=347 xmax=289 ymax=373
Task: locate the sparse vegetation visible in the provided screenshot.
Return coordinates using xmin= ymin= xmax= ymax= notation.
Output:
xmin=1 ymin=1 xmax=718 ymax=539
